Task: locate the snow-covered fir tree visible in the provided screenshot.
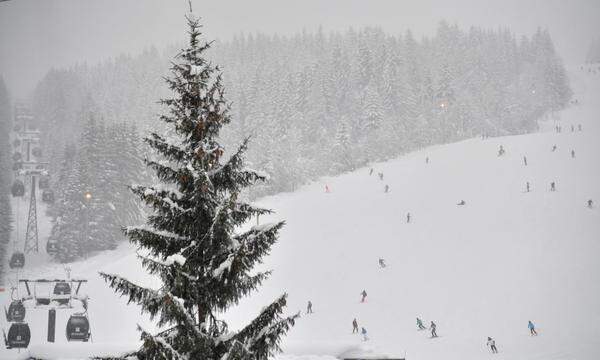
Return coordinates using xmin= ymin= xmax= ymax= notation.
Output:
xmin=0 ymin=77 xmax=12 ymax=280
xmin=100 ymin=15 xmax=297 ymax=360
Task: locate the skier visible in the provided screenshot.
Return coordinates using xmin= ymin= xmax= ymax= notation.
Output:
xmin=526 ymin=182 xmax=530 ymax=193
xmin=406 ymin=212 xmax=411 ymax=223
xmin=325 ymin=185 xmax=331 ymax=193
xmin=457 ymin=200 xmax=466 ymax=206
xmin=550 ymin=182 xmax=556 ymax=192
xmin=306 ymin=301 xmax=313 ymax=314
xmin=571 ymin=150 xmax=575 ymax=158
xmin=352 ymin=318 xmax=359 ymax=333
xmin=487 ymin=337 xmax=498 ymax=353
xmin=571 ymin=125 xmax=575 ymax=132
xmin=498 ymin=145 xmax=505 ymax=156
xmin=379 ymin=173 xmax=384 ymax=181
xmin=588 ymin=199 xmax=594 ymax=208
xmin=369 ymin=168 xmax=374 ymax=176
xmin=528 ymin=320 xmax=538 ymax=336
xmin=384 ymin=184 xmax=390 ymax=193
xmin=361 ymin=327 xmax=369 ymax=341
xmin=430 ymin=321 xmax=438 ymax=338
xmin=360 ymin=290 xmax=368 ymax=303
xmin=416 ymin=317 xmax=426 ymax=330
xmin=551 ymin=145 xmax=557 ymax=152
xmin=578 ymin=124 xmax=582 ymax=131
xmin=378 ymin=258 xmax=386 ymax=268
xmin=523 ymin=156 xmax=528 ymax=166
xmin=426 ymin=156 xmax=429 ymax=164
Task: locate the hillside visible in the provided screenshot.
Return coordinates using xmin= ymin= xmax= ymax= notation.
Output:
xmin=1 ymin=66 xmax=599 ymax=360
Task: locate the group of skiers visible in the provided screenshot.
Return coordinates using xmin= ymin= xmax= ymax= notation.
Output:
xmin=555 ymin=124 xmax=582 ymax=133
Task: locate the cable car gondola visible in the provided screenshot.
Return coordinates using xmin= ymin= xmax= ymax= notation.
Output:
xmin=4 ymin=300 xmax=25 ymax=322
xmin=53 ymin=281 xmax=71 ymax=306
xmin=66 ymin=313 xmax=90 ymax=342
xmin=46 ymin=240 xmax=58 ymax=255
xmin=31 ymin=147 xmax=42 ymax=158
xmin=3 ymin=322 xmax=30 ymax=349
xmin=11 ymin=180 xmax=25 ymax=197
xmin=42 ymin=189 xmax=54 ymax=203
xmin=38 ymin=177 xmax=50 ymax=189
xmin=9 ymin=252 xmax=25 ymax=269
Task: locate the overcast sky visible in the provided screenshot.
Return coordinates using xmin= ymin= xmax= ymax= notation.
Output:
xmin=1 ymin=0 xmax=599 ymax=98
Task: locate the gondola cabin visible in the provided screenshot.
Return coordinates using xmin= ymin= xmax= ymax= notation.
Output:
xmin=4 ymin=322 xmax=30 ymax=349
xmin=66 ymin=314 xmax=90 ymax=341
xmin=11 ymin=180 xmax=25 ymax=197
xmin=9 ymin=252 xmax=25 ymax=269
xmin=38 ymin=177 xmax=50 ymax=189
xmin=5 ymin=301 xmax=25 ymax=322
xmin=53 ymin=281 xmax=71 ymax=305
xmin=42 ymin=189 xmax=54 ymax=203
xmin=46 ymin=241 xmax=58 ymax=255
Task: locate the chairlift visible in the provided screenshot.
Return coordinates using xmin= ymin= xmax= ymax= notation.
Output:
xmin=9 ymin=252 xmax=25 ymax=269
xmin=42 ymin=189 xmax=54 ymax=204
xmin=3 ymin=322 xmax=30 ymax=349
xmin=19 ymin=279 xmax=88 ymax=307
xmin=4 ymin=300 xmax=25 ymax=322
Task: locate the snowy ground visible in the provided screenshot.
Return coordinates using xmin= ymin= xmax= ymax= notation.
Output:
xmin=1 ymin=67 xmax=599 ymax=359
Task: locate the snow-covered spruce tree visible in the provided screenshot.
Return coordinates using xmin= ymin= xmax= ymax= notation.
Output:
xmin=100 ymin=15 xmax=297 ymax=360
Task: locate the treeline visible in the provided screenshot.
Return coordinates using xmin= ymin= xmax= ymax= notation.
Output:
xmin=47 ymin=117 xmax=145 ymax=262
xmin=32 ymin=23 xmax=571 ymax=200
xmin=0 ymin=77 xmax=12 ymax=281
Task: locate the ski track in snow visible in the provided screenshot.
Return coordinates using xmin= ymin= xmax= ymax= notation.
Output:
xmin=1 ymin=67 xmax=600 ymax=359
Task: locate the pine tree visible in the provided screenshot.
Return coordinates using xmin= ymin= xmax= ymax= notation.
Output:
xmin=100 ymin=15 xmax=297 ymax=360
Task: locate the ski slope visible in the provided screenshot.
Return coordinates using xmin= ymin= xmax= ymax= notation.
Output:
xmin=2 ymin=67 xmax=599 ymax=359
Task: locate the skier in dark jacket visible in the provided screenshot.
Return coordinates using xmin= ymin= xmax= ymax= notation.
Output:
xmin=551 ymin=145 xmax=557 ymax=152
xmin=430 ymin=321 xmax=438 ymax=338
xmin=457 ymin=200 xmax=466 ymax=206
xmin=487 ymin=337 xmax=498 ymax=353
xmin=406 ymin=212 xmax=411 ymax=223
xmin=378 ymin=258 xmax=386 ymax=268
xmin=571 ymin=150 xmax=575 ymax=158
xmin=550 ymin=182 xmax=556 ymax=192
xmin=360 ymin=290 xmax=368 ymax=303
xmin=384 ymin=184 xmax=390 ymax=193
xmin=526 ymin=182 xmax=531 ymax=193
xmin=369 ymin=168 xmax=374 ymax=176
xmin=306 ymin=301 xmax=313 ymax=314
xmin=528 ymin=320 xmax=538 ymax=336
xmin=498 ymin=145 xmax=505 ymax=156
xmin=588 ymin=199 xmax=594 ymax=208
xmin=353 ymin=318 xmax=359 ymax=333
xmin=523 ymin=156 xmax=528 ymax=166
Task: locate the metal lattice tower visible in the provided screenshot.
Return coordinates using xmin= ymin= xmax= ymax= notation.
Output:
xmin=24 ymin=176 xmax=39 ymax=253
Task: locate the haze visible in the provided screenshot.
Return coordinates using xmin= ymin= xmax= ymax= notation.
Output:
xmin=0 ymin=0 xmax=599 ymax=97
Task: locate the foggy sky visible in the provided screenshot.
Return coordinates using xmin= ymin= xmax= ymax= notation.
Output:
xmin=1 ymin=0 xmax=599 ymax=98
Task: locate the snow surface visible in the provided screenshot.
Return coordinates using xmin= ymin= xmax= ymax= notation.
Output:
xmin=1 ymin=67 xmax=599 ymax=359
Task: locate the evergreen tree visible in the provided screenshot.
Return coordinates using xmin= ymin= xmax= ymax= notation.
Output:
xmin=100 ymin=15 xmax=297 ymax=360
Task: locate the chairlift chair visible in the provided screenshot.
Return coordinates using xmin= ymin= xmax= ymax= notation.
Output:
xmin=9 ymin=252 xmax=25 ymax=269
xmin=3 ymin=322 xmax=30 ymax=349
